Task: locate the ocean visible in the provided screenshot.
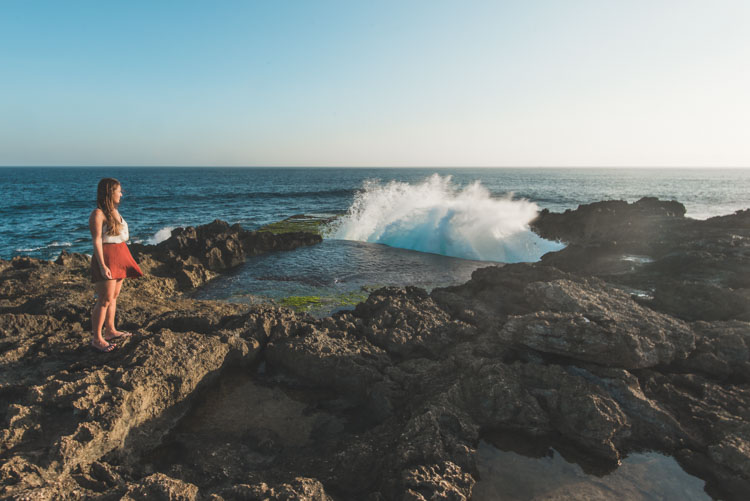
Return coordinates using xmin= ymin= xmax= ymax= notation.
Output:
xmin=2 ymin=167 xmax=748 ymax=312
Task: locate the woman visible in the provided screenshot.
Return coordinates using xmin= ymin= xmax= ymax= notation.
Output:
xmin=89 ymin=178 xmax=143 ymax=352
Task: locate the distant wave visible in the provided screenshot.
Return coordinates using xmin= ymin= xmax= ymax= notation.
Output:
xmin=328 ymin=174 xmax=565 ymax=263
xmin=135 ymin=188 xmax=356 ymax=204
xmin=14 ymin=241 xmax=72 ymax=253
xmin=14 ymin=246 xmax=45 ymax=253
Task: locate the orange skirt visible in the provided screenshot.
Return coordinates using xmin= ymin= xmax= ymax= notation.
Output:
xmin=91 ymin=242 xmax=143 ymax=283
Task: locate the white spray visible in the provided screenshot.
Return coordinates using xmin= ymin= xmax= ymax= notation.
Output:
xmin=146 ymin=226 xmax=176 ymax=245
xmin=328 ymin=174 xmax=564 ymax=263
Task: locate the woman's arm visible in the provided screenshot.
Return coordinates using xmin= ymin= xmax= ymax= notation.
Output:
xmin=89 ymin=209 xmax=112 ymax=279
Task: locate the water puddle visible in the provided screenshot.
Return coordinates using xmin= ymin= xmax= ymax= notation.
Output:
xmin=473 ymin=434 xmax=711 ymax=501
xmin=611 ymin=284 xmax=654 ymax=301
xmin=621 ymin=255 xmax=655 ymax=264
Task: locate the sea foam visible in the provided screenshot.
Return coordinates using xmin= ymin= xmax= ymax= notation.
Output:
xmin=14 ymin=241 xmax=72 ymax=253
xmin=146 ymin=226 xmax=176 ymax=245
xmin=328 ymin=174 xmax=564 ymax=263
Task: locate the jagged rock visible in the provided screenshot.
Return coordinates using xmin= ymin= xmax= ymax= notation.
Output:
xmin=431 ymin=264 xmax=572 ymax=332
xmin=122 ymin=473 xmax=199 ymax=501
xmin=219 ymin=477 xmax=333 ymax=500
xmin=677 ymin=321 xmax=750 ymax=381
xmin=532 ymin=201 xmax=750 ymax=325
xmin=264 ymin=322 xmax=395 ymax=420
xmin=154 ymin=220 xmax=246 ymax=272
xmin=0 ymin=313 xmax=69 ymax=340
xmin=638 ymin=370 xmax=750 ymax=495
xmin=54 ymin=249 xmax=90 ymax=268
xmin=531 ymin=197 xmax=687 ymax=247
xmin=453 ymin=361 xmax=629 ymax=460
xmin=352 ymin=286 xmax=477 ymax=358
xmin=401 ymin=461 xmax=474 ymax=501
xmin=499 ymin=279 xmax=695 ymax=368
xmin=11 ymin=255 xmax=41 ymax=270
xmin=174 ymin=261 xmax=217 ymax=289
xmin=3 ymin=207 xmax=750 ymax=501
xmin=650 ymin=282 xmax=750 ymax=322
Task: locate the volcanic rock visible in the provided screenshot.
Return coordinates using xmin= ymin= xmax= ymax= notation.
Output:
xmin=498 ymin=278 xmax=695 ymax=368
xmin=2 ymin=207 xmax=750 ymax=500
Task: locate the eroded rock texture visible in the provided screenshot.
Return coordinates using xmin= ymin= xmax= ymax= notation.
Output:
xmin=1 ymin=205 xmax=749 ymax=500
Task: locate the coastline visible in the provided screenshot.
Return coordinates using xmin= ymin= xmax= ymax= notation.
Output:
xmin=1 ymin=198 xmax=749 ymax=499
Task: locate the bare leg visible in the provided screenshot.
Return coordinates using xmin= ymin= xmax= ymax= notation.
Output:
xmin=104 ymin=279 xmax=124 ymax=338
xmin=92 ymin=279 xmax=117 ymax=349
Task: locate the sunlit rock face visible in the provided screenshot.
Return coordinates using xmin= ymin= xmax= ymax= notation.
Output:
xmin=2 ymin=205 xmax=750 ymax=500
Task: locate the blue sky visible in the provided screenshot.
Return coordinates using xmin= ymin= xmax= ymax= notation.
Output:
xmin=1 ymin=0 xmax=749 ymax=167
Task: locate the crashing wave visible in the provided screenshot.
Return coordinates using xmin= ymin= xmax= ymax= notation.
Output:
xmin=328 ymin=174 xmax=564 ymax=263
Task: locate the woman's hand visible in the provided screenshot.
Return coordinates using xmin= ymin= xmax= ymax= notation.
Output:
xmin=100 ymin=263 xmax=112 ymax=279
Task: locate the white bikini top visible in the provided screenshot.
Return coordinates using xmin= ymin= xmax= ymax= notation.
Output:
xmin=102 ymin=215 xmax=130 ymax=244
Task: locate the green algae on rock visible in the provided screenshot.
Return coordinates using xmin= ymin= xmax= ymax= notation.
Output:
xmin=278 ymin=291 xmax=369 ymax=314
xmin=279 ymin=295 xmax=324 ymax=311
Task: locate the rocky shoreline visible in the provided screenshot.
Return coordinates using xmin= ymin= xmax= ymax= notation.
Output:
xmin=1 ymin=199 xmax=749 ymax=500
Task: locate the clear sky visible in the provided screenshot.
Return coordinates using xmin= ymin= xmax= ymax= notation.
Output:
xmin=1 ymin=0 xmax=749 ymax=167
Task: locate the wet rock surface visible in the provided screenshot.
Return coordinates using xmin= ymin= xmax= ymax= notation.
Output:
xmin=1 ymin=206 xmax=749 ymax=500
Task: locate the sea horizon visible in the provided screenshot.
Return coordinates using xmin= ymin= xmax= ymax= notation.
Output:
xmin=2 ymin=165 xmax=749 ymax=169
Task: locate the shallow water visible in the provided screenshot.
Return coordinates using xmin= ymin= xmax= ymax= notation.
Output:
xmin=194 ymin=239 xmax=494 ymax=315
xmin=473 ymin=438 xmax=711 ymax=501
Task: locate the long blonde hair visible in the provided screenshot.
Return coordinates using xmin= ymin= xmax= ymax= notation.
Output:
xmin=97 ymin=178 xmax=122 ymax=236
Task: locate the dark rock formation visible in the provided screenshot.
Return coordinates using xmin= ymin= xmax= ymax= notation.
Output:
xmin=1 ymin=207 xmax=749 ymax=500
xmin=531 ymin=197 xmax=688 ymax=249
xmin=533 ymin=199 xmax=750 ymax=323
xmin=129 ymin=219 xmax=322 ymax=289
